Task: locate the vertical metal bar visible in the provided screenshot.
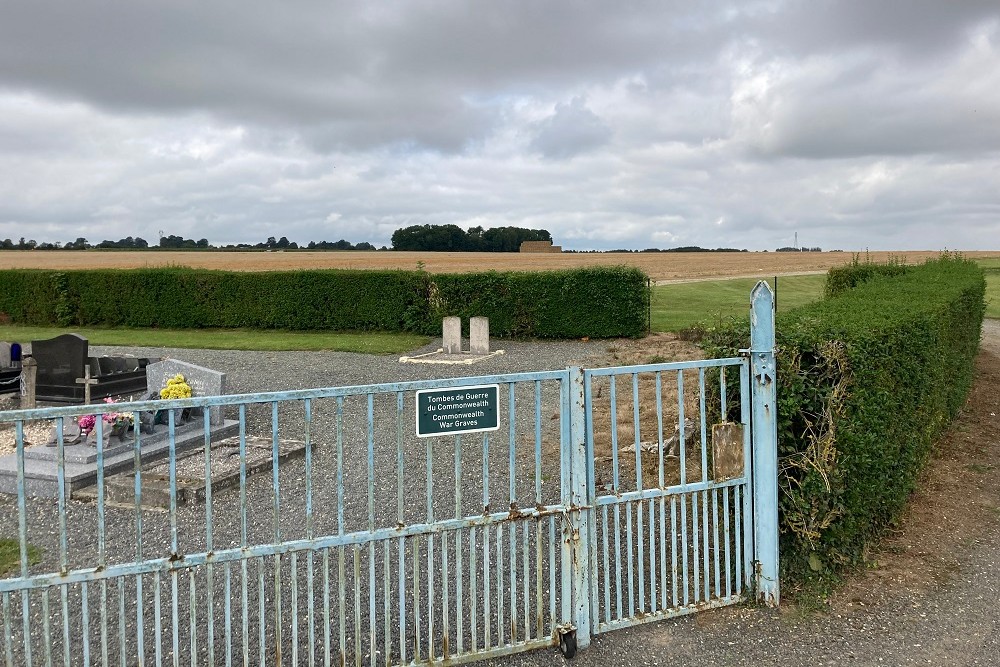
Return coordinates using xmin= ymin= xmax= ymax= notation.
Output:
xmin=692 ymin=492 xmax=700 ymax=603
xmin=483 ymin=527 xmax=490 ymax=651
xmin=366 ymin=394 xmax=376 ymax=666
xmin=42 ymin=588 xmax=53 ymax=667
xmin=291 ymin=552 xmax=299 ymax=667
xmin=154 ymin=571 xmax=162 ymax=667
xmin=270 ymin=402 xmax=283 ymax=659
xmin=304 ymin=398 xmax=316 ymax=667
xmin=202 ymin=408 xmax=215 ymax=667
xmin=82 ymin=581 xmax=91 ymax=667
xmin=680 ymin=493 xmax=689 ymax=606
xmin=442 ymin=532 xmax=450 ymax=659
xmin=323 ymin=548 xmax=331 ymax=667
xmin=54 ymin=419 xmax=68 ymax=667
xmin=703 ymin=489 xmax=710 ymax=602
xmin=739 ymin=360 xmax=751 ymax=594
xmin=699 ymin=368 xmax=708 ymax=483
xmin=671 ymin=497 xmax=678 ymax=609
xmin=720 ymin=365 xmax=728 ymax=421
xmin=659 ymin=493 xmax=667 ymax=612
xmin=609 ymin=378 xmax=623 ymax=621
xmin=583 ymin=372 xmax=599 ymax=631
xmin=649 ymin=497 xmax=656 ymax=613
xmin=224 ymin=563 xmax=233 ymax=667
xmin=626 ymin=502 xmax=634 ymax=618
xmin=469 ymin=527 xmax=478 ymax=653
xmin=713 ymin=489 xmax=721 ymax=599
xmin=677 ymin=371 xmax=686 ymax=486
xmin=353 ymin=547 xmax=361 ymax=667
xmin=569 ymin=370 xmax=590 ymax=647
xmin=655 ymin=371 xmax=666 ymax=611
xmin=168 ymin=410 xmax=180 ymax=667
xmin=601 ymin=505 xmax=610 ymax=624
xmin=338 ymin=546 xmax=346 ymax=666
xmin=425 ymin=424 xmax=435 ymax=660
xmin=521 ymin=521 xmax=529 ymax=642
xmin=2 ymin=592 xmax=12 ymax=667
xmin=239 ymin=405 xmax=249 ymax=667
xmin=750 ymin=281 xmax=780 ymax=605
xmin=132 ymin=412 xmax=145 ymax=667
xmin=558 ymin=373 xmax=571 ymax=633
xmin=383 ymin=542 xmax=390 ymax=667
xmin=257 ymin=558 xmax=265 ymax=667
xmin=95 ymin=418 xmax=109 ymax=667
xmin=724 ymin=488 xmax=733 ymax=598
xmin=735 ymin=485 xmax=744 ymax=596
xmin=14 ymin=421 xmax=31 ymax=667
xmin=632 ymin=373 xmax=645 ymax=615
xmin=188 ymin=572 xmax=197 ymax=667
xmin=395 ymin=393 xmax=405 ymax=666
xmin=454 ymin=434 xmax=464 ymax=655
xmin=118 ymin=577 xmax=126 ymax=667
xmin=412 ymin=537 xmax=420 ymax=662
xmin=548 ymin=518 xmax=555 ymax=635
xmin=496 ymin=523 xmax=504 ymax=646
xmin=507 ymin=383 xmax=517 ymax=645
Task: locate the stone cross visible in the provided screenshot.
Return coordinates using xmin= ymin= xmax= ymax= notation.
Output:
xmin=75 ymin=366 xmax=99 ymax=404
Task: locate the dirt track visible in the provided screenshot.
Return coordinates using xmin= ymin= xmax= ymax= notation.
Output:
xmin=3 ymin=250 xmax=998 ymax=282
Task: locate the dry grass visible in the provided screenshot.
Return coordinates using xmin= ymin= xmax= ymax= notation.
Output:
xmin=4 ymin=250 xmax=1000 ymax=282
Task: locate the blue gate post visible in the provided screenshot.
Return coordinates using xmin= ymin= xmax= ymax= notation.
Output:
xmin=750 ymin=281 xmax=780 ymax=605
xmin=569 ymin=367 xmax=592 ymax=649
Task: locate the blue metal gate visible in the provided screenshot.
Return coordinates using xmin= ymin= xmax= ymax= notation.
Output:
xmin=0 ymin=283 xmax=778 ymax=664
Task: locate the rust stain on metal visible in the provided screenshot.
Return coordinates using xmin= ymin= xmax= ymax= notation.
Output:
xmin=711 ymin=422 xmax=744 ymax=481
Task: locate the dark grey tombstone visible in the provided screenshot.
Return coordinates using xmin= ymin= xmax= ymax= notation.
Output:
xmin=32 ymin=333 xmax=89 ymax=391
xmin=0 ymin=342 xmax=10 ymax=368
xmin=88 ymin=357 xmax=101 ymax=378
xmin=123 ymin=356 xmax=139 ymax=372
xmin=109 ymin=357 xmax=127 ymax=374
xmin=97 ymin=357 xmax=116 ymax=376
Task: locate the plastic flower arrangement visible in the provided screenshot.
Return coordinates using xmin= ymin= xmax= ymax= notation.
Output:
xmin=160 ymin=374 xmax=192 ymax=400
xmin=102 ymin=397 xmax=134 ymax=429
xmin=77 ymin=414 xmax=96 ymax=434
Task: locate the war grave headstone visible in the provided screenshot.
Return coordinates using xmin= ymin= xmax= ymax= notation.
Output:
xmin=400 ymin=316 xmax=504 ymax=365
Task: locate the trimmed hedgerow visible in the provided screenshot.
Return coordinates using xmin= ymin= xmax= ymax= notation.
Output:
xmin=0 ymin=265 xmax=649 ymax=339
xmin=824 ymin=254 xmax=910 ymax=298
xmin=705 ymin=256 xmax=985 ymax=585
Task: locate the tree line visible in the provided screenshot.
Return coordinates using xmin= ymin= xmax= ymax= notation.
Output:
xmin=390 ymin=225 xmax=552 ymax=251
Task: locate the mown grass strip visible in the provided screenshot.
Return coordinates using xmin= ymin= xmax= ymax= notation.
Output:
xmin=0 ymin=326 xmax=429 ymax=354
xmin=986 ymin=273 xmax=999 ymax=319
xmin=650 ymin=274 xmax=827 ymax=332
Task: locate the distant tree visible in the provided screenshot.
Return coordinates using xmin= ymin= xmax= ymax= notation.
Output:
xmin=390 ymin=224 xmax=552 ymax=251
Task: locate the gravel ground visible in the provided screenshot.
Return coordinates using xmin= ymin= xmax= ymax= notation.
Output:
xmin=3 ymin=327 xmax=999 ymax=666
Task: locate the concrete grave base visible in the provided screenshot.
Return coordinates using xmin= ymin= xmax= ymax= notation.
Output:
xmin=399 ymin=348 xmax=505 ymax=365
xmin=0 ymin=417 xmax=238 ymax=499
xmin=74 ymin=435 xmax=308 ymax=510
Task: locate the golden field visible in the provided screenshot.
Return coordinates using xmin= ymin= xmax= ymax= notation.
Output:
xmin=1 ymin=249 xmax=998 ymax=283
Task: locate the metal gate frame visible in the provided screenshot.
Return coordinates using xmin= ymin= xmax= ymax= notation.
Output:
xmin=0 ymin=282 xmax=778 ymax=663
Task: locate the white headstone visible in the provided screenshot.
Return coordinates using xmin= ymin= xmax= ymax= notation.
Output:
xmin=0 ymin=342 xmax=10 ymax=368
xmin=146 ymin=359 xmax=227 ymax=425
xmin=470 ymin=317 xmax=490 ymax=355
xmin=442 ymin=316 xmax=462 ymax=354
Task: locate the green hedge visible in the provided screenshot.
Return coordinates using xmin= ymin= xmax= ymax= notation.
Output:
xmin=825 ymin=254 xmax=909 ymax=298
xmin=0 ymin=265 xmax=649 ymax=339
xmin=706 ymin=256 xmax=985 ymax=584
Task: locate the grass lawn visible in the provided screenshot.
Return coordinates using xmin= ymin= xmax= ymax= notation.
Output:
xmin=986 ymin=273 xmax=999 ymax=319
xmin=0 ymin=326 xmax=430 ymax=354
xmin=651 ymin=274 xmax=827 ymax=332
xmin=0 ymin=539 xmax=40 ymax=577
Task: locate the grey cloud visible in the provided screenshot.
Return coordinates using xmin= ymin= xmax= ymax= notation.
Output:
xmin=530 ymin=97 xmax=613 ymax=159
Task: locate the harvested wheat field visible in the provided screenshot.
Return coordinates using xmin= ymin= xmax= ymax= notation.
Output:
xmin=3 ymin=249 xmax=998 ymax=283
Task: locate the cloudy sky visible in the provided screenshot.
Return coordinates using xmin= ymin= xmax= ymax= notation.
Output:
xmin=1 ymin=1 xmax=998 ymax=251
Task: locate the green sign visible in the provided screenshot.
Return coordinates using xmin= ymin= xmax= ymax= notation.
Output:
xmin=415 ymin=384 xmax=500 ymax=438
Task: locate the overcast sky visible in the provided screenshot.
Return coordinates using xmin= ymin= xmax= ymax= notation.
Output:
xmin=1 ymin=1 xmax=998 ymax=251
